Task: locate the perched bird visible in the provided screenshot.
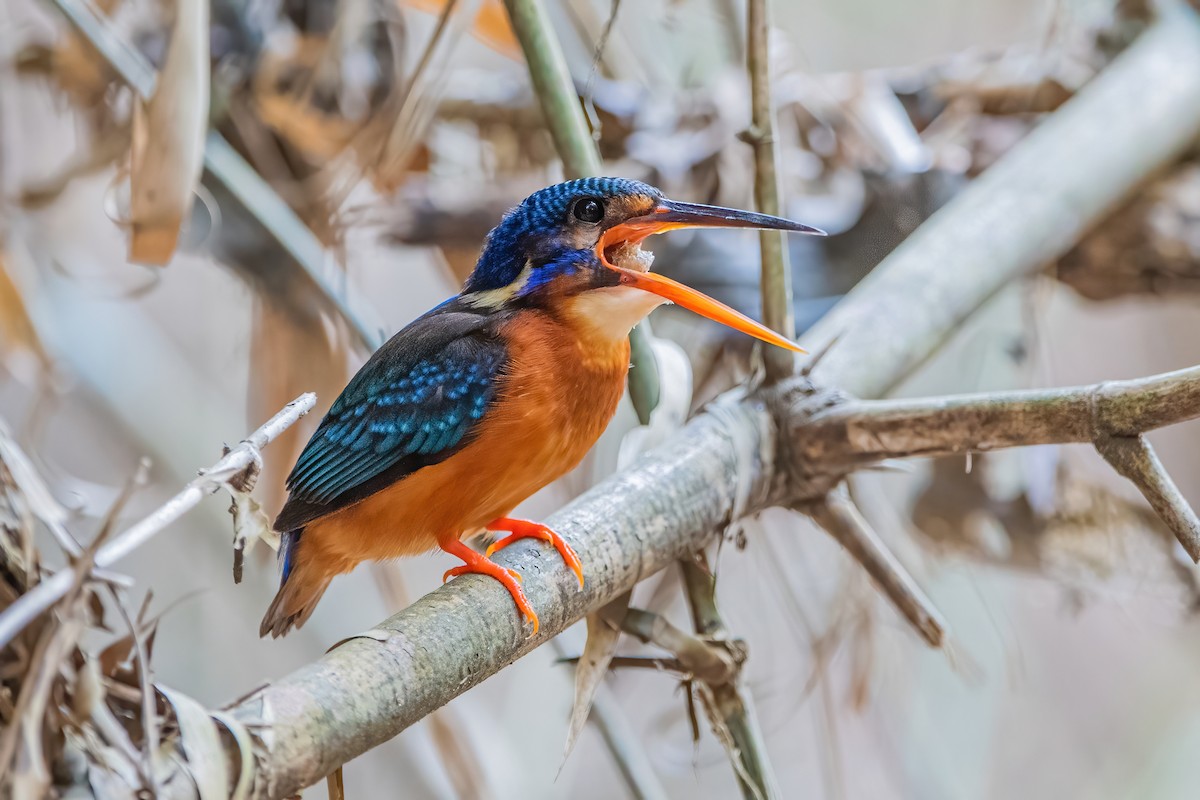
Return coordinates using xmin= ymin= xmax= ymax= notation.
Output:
xmin=261 ymin=177 xmax=821 ymax=637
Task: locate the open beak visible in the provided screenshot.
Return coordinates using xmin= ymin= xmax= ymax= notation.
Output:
xmin=598 ymin=199 xmax=826 ymax=353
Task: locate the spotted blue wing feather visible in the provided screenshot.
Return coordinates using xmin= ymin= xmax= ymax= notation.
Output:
xmin=274 ymin=303 xmax=508 ymax=532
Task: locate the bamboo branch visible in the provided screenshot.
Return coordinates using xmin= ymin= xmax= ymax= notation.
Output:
xmin=0 ymin=395 xmax=316 ymax=650
xmin=79 ymin=9 xmax=1200 ymax=797
xmin=746 ymin=0 xmax=796 ymax=382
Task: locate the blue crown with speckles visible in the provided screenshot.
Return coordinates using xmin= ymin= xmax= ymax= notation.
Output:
xmin=465 ymin=178 xmax=661 ymax=293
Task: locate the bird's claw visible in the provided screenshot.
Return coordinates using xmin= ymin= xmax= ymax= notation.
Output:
xmin=443 ymin=564 xmax=521 ymax=584
xmin=485 ymin=518 xmax=585 ymax=588
xmin=439 ymin=539 xmax=540 ymax=635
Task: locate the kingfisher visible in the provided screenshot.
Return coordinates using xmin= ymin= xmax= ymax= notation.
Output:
xmin=261 ymin=177 xmax=822 ymax=638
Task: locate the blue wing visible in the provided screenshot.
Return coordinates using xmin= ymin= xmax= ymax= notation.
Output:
xmin=274 ymin=303 xmax=508 ymax=532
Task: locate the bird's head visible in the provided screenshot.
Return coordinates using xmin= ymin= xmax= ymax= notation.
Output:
xmin=462 ymin=177 xmax=824 ymax=351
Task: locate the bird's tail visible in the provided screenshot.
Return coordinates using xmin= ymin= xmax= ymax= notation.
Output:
xmin=260 ymin=529 xmax=331 ymax=638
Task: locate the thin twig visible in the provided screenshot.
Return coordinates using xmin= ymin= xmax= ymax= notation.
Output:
xmin=0 ymin=419 xmax=82 ymax=558
xmin=581 ymin=0 xmax=623 ymax=141
xmin=112 ymin=592 xmax=158 ymax=793
xmin=679 ymin=552 xmax=723 ymax=637
xmin=804 ymin=491 xmax=946 ymax=647
xmin=619 ymin=608 xmax=737 ymax=685
xmin=746 ymin=0 xmax=796 ymax=382
xmin=558 ymin=655 xmax=690 ymax=674
xmin=0 ymin=395 xmax=316 ymax=651
xmin=372 ymin=0 xmax=486 ymax=190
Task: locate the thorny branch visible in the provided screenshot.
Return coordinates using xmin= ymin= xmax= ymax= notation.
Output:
xmin=796 ymin=365 xmax=1200 ymax=560
xmin=801 ymin=365 xmax=1200 ymax=461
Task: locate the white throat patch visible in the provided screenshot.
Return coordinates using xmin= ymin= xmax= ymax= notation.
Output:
xmin=564 ymin=285 xmax=667 ymax=342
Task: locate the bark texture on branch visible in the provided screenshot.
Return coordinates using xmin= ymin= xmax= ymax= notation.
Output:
xmin=112 ymin=8 xmax=1200 ymax=799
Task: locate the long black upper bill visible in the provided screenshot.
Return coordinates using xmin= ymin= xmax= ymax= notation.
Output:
xmin=648 ymin=199 xmax=827 ymax=235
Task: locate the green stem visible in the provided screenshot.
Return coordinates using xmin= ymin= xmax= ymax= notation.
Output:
xmin=501 ymin=0 xmax=659 ymax=423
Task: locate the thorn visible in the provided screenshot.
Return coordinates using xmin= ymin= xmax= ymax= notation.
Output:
xmin=1095 ymin=434 xmax=1200 ymax=562
xmin=800 ymin=331 xmax=844 ymax=378
xmin=804 ymin=490 xmax=947 ymax=648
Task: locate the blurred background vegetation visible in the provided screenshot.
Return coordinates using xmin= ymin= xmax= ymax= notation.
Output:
xmin=4 ymin=0 xmax=1200 ymax=797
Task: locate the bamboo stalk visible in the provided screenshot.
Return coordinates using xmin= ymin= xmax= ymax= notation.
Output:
xmin=746 ymin=0 xmax=796 ymax=382
xmin=501 ymin=0 xmax=660 ymax=423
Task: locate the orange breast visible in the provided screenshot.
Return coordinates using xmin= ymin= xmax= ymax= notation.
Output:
xmin=298 ymin=310 xmax=629 ymax=573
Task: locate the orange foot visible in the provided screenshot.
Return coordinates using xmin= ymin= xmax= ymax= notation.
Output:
xmin=485 ymin=517 xmax=584 ymax=588
xmin=439 ymin=538 xmax=540 ymax=635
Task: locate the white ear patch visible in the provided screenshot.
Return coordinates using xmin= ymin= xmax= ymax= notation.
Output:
xmin=463 ymin=260 xmax=534 ymax=309
xmin=564 ymin=286 xmax=667 ymax=341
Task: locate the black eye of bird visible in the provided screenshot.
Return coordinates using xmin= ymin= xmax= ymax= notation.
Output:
xmin=572 ymin=197 xmax=605 ymax=224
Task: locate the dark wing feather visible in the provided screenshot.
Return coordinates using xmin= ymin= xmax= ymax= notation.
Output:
xmin=274 ymin=302 xmax=507 ymax=532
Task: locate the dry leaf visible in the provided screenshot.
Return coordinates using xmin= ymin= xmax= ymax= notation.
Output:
xmin=561 ymin=591 xmax=630 ymax=764
xmin=230 ymin=490 xmax=277 ymax=584
xmin=404 ymin=0 xmax=521 ymax=58
xmin=128 ymin=0 xmax=210 ymax=265
xmin=0 ymin=252 xmax=51 ymax=382
xmin=158 ymin=685 xmax=231 ymax=800
xmin=209 ymin=710 xmax=255 ymax=800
